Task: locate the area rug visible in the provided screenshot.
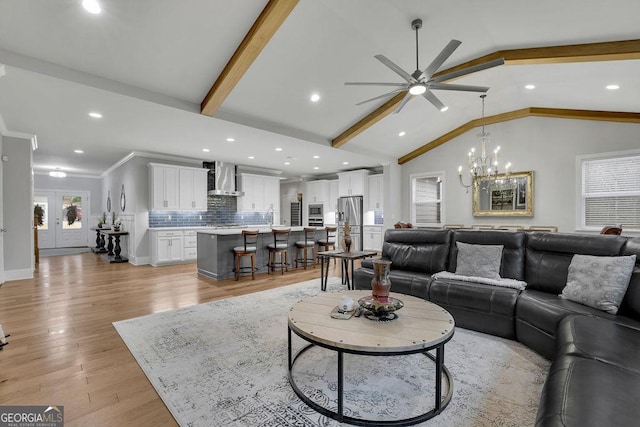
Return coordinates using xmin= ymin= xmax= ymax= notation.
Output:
xmin=114 ymin=278 xmax=550 ymax=426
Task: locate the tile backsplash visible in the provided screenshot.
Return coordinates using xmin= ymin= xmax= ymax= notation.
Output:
xmin=148 ymin=195 xmax=274 ymax=228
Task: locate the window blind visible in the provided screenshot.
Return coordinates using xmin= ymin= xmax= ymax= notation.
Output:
xmin=583 ymin=155 xmax=640 ymax=228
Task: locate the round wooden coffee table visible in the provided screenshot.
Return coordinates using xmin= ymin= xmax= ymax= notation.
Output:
xmin=287 ymin=290 xmax=455 ymax=426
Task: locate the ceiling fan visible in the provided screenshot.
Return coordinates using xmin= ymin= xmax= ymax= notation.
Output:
xmin=346 ymin=19 xmax=505 ymax=113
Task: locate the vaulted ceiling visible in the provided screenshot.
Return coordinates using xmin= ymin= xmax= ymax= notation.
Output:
xmin=0 ymin=0 xmax=638 ymax=179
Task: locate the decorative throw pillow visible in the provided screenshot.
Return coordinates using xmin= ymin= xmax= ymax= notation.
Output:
xmin=560 ymin=254 xmax=637 ymax=314
xmin=454 ymin=241 xmax=503 ymax=280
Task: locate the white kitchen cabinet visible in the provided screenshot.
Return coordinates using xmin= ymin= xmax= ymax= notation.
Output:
xmin=151 ymin=230 xmax=184 ymax=265
xmin=179 ymin=167 xmax=208 ymax=211
xmin=306 ymin=180 xmax=328 ymax=203
xmin=338 ymin=170 xmax=369 ymax=196
xmin=183 ymin=230 xmax=198 ymax=261
xmin=363 ymin=225 xmax=383 ymax=252
xmin=149 ymin=163 xmax=179 ymax=210
xmin=368 ymin=174 xmax=384 ymax=211
xmin=239 ymin=173 xmax=280 ymax=212
xmin=328 ymin=180 xmax=338 ymax=212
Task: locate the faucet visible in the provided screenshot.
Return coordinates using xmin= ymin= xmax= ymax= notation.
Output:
xmin=267 ymin=205 xmax=275 ymax=226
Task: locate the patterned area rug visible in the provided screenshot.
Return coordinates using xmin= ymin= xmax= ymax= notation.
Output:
xmin=114 ymin=278 xmax=550 ymax=426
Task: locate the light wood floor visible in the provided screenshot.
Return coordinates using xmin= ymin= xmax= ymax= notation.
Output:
xmin=0 ymin=253 xmax=343 ymax=426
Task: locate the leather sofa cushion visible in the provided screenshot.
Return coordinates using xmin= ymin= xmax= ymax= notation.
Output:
xmin=381 ymin=229 xmax=452 ymax=274
xmin=353 ymin=267 xmax=431 ymax=300
xmin=525 ymin=232 xmax=627 ymax=294
xmin=430 ymin=279 xmax=519 ymax=317
xmin=535 ymin=355 xmax=640 ymax=427
xmin=515 ymin=290 xmax=615 ymax=358
xmin=556 ymin=315 xmax=640 ymax=374
xmin=448 ymin=230 xmax=526 ymax=280
xmin=430 ymin=278 xmax=520 ymax=338
xmin=620 ymin=237 xmax=640 ymax=320
xmin=517 ymin=290 xmax=615 ymax=338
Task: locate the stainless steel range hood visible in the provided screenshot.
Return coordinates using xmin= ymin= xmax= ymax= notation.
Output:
xmin=203 ymin=161 xmax=244 ymax=196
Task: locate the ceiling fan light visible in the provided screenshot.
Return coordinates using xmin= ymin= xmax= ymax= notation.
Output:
xmin=440 ymin=106 xmax=449 ymax=112
xmin=409 ymin=84 xmax=426 ymax=95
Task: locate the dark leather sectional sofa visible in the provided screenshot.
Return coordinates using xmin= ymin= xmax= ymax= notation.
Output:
xmin=353 ymin=229 xmax=640 ymax=426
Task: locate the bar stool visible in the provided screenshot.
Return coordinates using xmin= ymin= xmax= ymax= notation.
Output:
xmin=295 ymin=227 xmax=317 ymax=269
xmin=317 ymin=226 xmax=337 ymax=265
xmin=267 ymin=228 xmax=290 ymax=274
xmin=233 ymin=230 xmax=259 ymax=280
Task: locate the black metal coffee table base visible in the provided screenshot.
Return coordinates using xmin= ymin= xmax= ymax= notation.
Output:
xmin=287 ymin=326 xmax=453 ymax=426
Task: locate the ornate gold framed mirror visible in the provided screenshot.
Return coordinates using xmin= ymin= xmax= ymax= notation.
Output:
xmin=473 ymin=171 xmax=534 ymax=217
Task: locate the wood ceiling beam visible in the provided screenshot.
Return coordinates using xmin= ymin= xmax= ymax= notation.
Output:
xmin=333 ymin=39 xmax=640 ymax=149
xmin=332 ymin=92 xmax=407 ymax=148
xmin=398 ymin=108 xmax=640 ymax=165
xmin=201 ymin=0 xmax=299 ymax=116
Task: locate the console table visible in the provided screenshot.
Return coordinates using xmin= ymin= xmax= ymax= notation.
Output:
xmin=100 ymin=230 xmax=129 ymax=263
xmin=90 ymin=226 xmax=108 ymax=253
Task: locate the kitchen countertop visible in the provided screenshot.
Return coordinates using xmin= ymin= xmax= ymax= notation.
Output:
xmin=197 ymin=226 xmax=320 ymax=235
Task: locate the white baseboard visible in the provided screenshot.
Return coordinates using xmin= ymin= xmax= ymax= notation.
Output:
xmin=129 ymin=256 xmax=150 ymax=266
xmin=5 ymin=268 xmax=34 ymax=281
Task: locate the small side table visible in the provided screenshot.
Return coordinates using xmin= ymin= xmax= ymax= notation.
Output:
xmin=317 ymin=250 xmax=378 ymax=291
xmin=100 ymin=230 xmax=129 ymax=263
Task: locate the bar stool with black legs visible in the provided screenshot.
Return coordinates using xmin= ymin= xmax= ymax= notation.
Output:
xmin=317 ymin=226 xmax=337 ymax=265
xmin=233 ymin=230 xmax=259 ymax=280
xmin=267 ymin=228 xmax=290 ymax=274
xmin=295 ymin=227 xmax=317 ymax=269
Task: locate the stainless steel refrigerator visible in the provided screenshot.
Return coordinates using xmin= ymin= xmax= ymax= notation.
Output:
xmin=336 ymin=196 xmax=363 ymax=251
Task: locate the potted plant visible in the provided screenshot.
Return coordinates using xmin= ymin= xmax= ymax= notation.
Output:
xmin=97 ymin=217 xmax=105 ymax=229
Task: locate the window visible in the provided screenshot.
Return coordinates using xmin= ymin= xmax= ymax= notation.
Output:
xmin=580 ymin=152 xmax=640 ymax=230
xmin=410 ymin=172 xmax=443 ymax=226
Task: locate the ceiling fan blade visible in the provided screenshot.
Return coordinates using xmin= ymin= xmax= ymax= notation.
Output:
xmin=422 ymin=90 xmax=447 ymax=111
xmin=345 ymin=82 xmax=407 ymax=87
xmin=374 ymin=54 xmax=414 ymax=83
xmin=429 ymin=83 xmax=489 ymax=92
xmin=355 ymin=88 xmax=405 ymax=106
xmin=430 ymin=58 xmax=505 ymax=84
xmin=419 ymin=39 xmax=462 ymax=81
xmin=393 ymin=91 xmax=413 ymax=114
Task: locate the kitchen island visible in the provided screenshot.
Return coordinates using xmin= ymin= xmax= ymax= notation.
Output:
xmin=197 ymin=226 xmax=330 ymax=280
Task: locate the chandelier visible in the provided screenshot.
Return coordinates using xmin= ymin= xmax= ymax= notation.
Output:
xmin=458 ymin=94 xmax=512 ymax=191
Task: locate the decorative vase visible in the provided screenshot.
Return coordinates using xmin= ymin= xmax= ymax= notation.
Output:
xmin=344 ymin=235 xmax=352 ymax=252
xmin=371 ymin=258 xmax=392 ymax=302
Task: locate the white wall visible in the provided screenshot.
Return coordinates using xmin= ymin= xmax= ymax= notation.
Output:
xmin=401 ymin=117 xmax=640 ymax=233
xmin=2 ymin=135 xmax=33 ymax=280
xmin=34 ymin=173 xmax=102 ymax=224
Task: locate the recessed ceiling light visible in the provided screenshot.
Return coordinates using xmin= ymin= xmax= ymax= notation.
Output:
xmin=313 ymin=155 xmax=319 ymax=159
xmin=49 ymin=170 xmax=67 ymax=178
xmin=606 ymin=84 xmax=620 ymax=90
xmin=310 ymin=93 xmax=320 ymax=102
xmin=74 ymin=149 xmax=84 ymax=154
xmin=313 ymin=166 xmax=319 ymax=170
xmin=88 ymin=112 xmax=102 ymax=118
xmin=275 ymin=147 xmax=283 ymax=152
xmin=202 ymin=148 xmax=210 ymax=152
xmin=342 ymin=161 xmax=349 ymax=165
xmin=398 ymin=131 xmax=406 ymax=137
xmin=440 ymin=106 xmax=449 ymax=112
xmin=525 ymin=84 xmax=536 ymax=90
xmin=284 ymin=162 xmax=290 ymax=165
xmin=248 ymin=156 xmax=254 ymax=159
xmin=226 ymin=137 xmax=235 ymax=142
xmin=82 ymin=0 xmax=101 ymax=14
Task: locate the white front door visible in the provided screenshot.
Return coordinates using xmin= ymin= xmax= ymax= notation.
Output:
xmin=34 ymin=191 xmax=89 ymax=248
